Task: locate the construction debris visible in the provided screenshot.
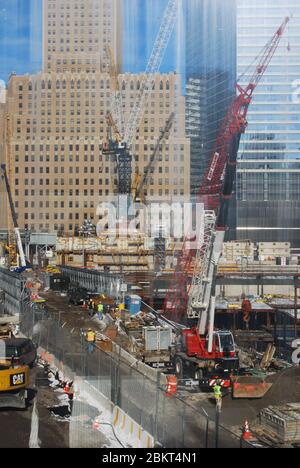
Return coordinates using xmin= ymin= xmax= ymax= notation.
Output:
xmin=260 ymin=344 xmax=276 ymax=371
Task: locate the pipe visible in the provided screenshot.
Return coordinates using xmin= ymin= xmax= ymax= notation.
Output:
xmin=208 ymin=296 xmax=216 ymax=353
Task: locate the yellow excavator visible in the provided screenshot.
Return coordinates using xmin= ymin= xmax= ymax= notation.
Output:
xmin=0 ymin=361 xmax=29 ymax=409
xmin=0 ymin=328 xmax=29 ymax=409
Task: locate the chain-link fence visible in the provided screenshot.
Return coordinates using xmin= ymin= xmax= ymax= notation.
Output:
xmin=0 ymin=267 xmax=28 ymax=315
xmin=20 ymin=305 xmax=253 ymax=449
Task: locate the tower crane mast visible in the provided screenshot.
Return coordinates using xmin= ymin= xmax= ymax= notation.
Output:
xmin=103 ymin=0 xmax=179 ymax=198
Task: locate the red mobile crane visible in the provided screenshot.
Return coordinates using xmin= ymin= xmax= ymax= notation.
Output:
xmin=163 ymin=18 xmax=290 ymax=388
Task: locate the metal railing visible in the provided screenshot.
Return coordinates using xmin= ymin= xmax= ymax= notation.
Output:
xmin=59 ymin=266 xmax=124 ymax=300
xmin=218 ymin=264 xmax=300 ymax=276
xmin=0 ymin=267 xmax=28 ymax=315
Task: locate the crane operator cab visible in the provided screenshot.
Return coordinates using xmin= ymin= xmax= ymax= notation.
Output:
xmin=208 ymin=331 xmax=239 ymax=372
xmin=118 ymin=141 xmax=127 ymax=150
xmin=212 ymin=331 xmax=236 ymax=356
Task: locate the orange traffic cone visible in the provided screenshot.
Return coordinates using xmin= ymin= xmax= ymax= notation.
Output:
xmin=93 ymin=417 xmax=101 ymax=430
xmin=242 ymin=419 xmax=252 ymax=440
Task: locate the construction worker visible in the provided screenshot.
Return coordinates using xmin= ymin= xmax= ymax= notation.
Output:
xmin=64 ymin=381 xmax=74 ymax=414
xmin=88 ymin=299 xmax=95 ymax=318
xmin=86 ymin=328 xmax=96 ymax=354
xmin=97 ymin=302 xmax=104 ymax=320
xmin=213 ymin=380 xmax=223 ymax=411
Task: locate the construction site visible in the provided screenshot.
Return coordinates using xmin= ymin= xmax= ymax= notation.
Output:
xmin=0 ymin=0 xmax=300 ymax=451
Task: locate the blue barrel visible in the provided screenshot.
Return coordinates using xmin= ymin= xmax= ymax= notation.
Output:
xmin=125 ymin=295 xmax=141 ymax=315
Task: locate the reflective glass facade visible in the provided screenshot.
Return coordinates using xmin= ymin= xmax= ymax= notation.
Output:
xmin=236 ymin=1 xmax=300 ymax=246
xmin=185 ymin=0 xmax=237 ymax=195
xmin=0 ymin=0 xmax=42 ymax=81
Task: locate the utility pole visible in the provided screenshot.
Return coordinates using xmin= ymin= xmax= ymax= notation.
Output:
xmin=202 ymin=408 xmax=210 ymax=448
xmin=215 ymin=400 xmax=222 ymax=448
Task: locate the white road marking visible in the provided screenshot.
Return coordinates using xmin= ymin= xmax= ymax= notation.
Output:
xmin=29 ymin=399 xmax=40 ymax=449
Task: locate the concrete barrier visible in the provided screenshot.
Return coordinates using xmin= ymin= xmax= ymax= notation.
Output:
xmin=111 ymin=341 xmax=168 ymax=387
xmin=112 ymin=405 xmax=154 ymax=448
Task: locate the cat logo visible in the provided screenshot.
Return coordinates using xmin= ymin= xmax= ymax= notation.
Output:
xmin=10 ymin=373 xmax=25 ymax=387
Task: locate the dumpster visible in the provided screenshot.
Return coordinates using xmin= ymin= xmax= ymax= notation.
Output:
xmin=125 ymin=295 xmax=142 ymax=315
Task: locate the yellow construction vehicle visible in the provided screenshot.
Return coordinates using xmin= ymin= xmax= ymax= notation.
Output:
xmin=0 ymin=328 xmax=30 ymax=408
xmin=0 ymin=240 xmax=17 ymax=267
xmin=0 ymin=362 xmax=29 ymax=409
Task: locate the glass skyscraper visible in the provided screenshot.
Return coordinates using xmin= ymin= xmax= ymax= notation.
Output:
xmin=236 ymin=1 xmax=300 ymax=246
xmin=185 ymin=0 xmax=237 ymax=195
xmin=0 ymin=0 xmax=42 ymax=81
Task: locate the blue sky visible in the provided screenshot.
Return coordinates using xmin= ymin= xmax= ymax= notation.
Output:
xmin=0 ymin=0 xmax=42 ymax=80
xmin=0 ymin=0 xmax=183 ymax=83
xmin=123 ymin=0 xmax=184 ymax=75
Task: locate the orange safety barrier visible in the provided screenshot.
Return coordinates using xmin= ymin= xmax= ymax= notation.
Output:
xmin=165 ymin=375 xmax=177 ymax=397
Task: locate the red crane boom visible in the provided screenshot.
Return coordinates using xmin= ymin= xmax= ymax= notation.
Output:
xmin=164 ymin=17 xmax=290 ymax=321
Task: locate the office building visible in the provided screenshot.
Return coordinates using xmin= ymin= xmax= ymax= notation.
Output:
xmin=185 ymin=0 xmax=237 ymax=195
xmin=236 ymin=0 xmax=300 ymax=246
xmin=0 ymin=0 xmax=190 ymax=235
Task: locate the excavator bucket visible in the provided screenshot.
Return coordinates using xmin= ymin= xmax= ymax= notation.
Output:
xmin=232 ymin=376 xmax=272 ymax=399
